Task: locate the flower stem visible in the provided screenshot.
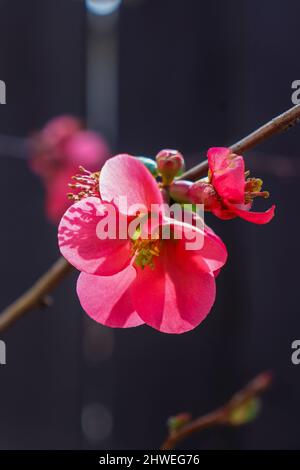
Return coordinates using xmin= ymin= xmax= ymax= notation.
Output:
xmin=179 ymin=103 xmax=300 ymax=182
xmin=0 ymin=258 xmax=72 ymax=332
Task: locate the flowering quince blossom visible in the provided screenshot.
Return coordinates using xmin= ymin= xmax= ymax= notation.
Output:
xmin=58 ymin=154 xmax=227 ymax=334
xmin=30 ymin=115 xmax=110 ymax=223
xmin=189 ymin=147 xmax=275 ymax=224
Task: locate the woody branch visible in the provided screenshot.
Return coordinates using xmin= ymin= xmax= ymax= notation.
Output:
xmin=160 ymin=371 xmax=272 ymax=450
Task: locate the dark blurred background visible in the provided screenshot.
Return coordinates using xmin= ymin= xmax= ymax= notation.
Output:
xmin=0 ymin=0 xmax=299 ymax=450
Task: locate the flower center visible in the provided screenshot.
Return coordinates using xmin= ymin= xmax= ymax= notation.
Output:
xmin=132 ymin=238 xmax=161 ymax=269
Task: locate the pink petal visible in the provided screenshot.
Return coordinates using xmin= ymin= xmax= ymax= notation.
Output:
xmin=181 ymin=226 xmax=227 ymax=273
xmin=65 ymin=130 xmax=109 ymax=170
xmin=202 ymin=224 xmax=228 ymax=272
xmin=42 ymin=115 xmax=80 ymax=146
xmin=207 ymin=147 xmax=231 ymax=170
xmin=227 ymin=202 xmax=276 ymax=224
xmin=131 ymin=241 xmax=216 ymax=334
xmin=100 ymin=154 xmax=163 ymax=215
xmin=207 ymin=147 xmax=245 ymax=203
xmin=160 ymin=216 xmax=228 ymax=273
xmin=58 ymin=196 xmax=132 ymax=275
xmin=77 ymin=266 xmax=143 ymax=328
xmin=210 ymin=203 xmax=237 ymax=220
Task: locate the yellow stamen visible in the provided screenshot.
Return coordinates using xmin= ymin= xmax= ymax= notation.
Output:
xmin=132 ymin=238 xmax=161 ymax=269
xmin=244 ymin=177 xmax=269 ymax=203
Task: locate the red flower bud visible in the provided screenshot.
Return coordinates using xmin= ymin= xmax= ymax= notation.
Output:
xmin=188 ymin=180 xmax=218 ymax=211
xmin=156 ymin=149 xmax=185 ymax=184
xmin=169 ymin=180 xmax=192 ymax=203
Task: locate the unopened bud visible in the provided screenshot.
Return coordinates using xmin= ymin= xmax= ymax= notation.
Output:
xmin=228 ymin=397 xmax=261 ymax=426
xmin=167 ymin=413 xmax=191 ymax=434
xmin=156 ymin=149 xmax=185 ymax=184
xmin=169 ymin=180 xmax=192 ymax=203
xmin=188 ymin=181 xmax=218 ymax=211
xmin=136 ymin=156 xmax=158 ymax=177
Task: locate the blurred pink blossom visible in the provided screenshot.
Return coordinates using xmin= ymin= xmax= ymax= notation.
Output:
xmin=29 ymin=115 xmax=110 ymax=223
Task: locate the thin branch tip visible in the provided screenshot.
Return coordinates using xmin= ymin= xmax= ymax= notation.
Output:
xmin=160 ymin=371 xmax=272 ymax=450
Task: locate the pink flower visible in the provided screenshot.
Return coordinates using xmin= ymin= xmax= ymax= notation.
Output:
xmin=189 ymin=147 xmax=275 ymax=224
xmin=58 ymin=154 xmax=227 ymax=334
xmin=30 ymin=115 xmax=110 ymax=223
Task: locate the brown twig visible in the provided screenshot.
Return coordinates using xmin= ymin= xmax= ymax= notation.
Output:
xmin=0 ymin=104 xmax=300 ymax=332
xmin=179 ymin=103 xmax=300 ymax=181
xmin=0 ymin=257 xmax=72 ymax=332
xmin=160 ymin=371 xmax=272 ymax=450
